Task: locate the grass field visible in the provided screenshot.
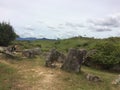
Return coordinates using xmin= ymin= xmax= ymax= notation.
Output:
xmin=0 ymin=56 xmax=119 ymax=90
xmin=0 ymin=37 xmax=120 ymax=90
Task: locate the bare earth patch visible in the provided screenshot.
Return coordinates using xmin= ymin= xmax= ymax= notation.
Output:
xmin=18 ymin=67 xmax=63 ymax=90
xmin=0 ymin=59 xmax=63 ymax=90
xmin=0 ymin=59 xmax=119 ymax=90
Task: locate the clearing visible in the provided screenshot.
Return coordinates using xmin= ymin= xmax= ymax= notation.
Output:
xmin=0 ymin=57 xmax=119 ymax=90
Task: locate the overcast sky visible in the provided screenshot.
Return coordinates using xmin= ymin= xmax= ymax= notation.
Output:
xmin=0 ymin=0 xmax=120 ymax=39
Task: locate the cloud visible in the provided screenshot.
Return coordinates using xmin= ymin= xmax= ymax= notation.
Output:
xmin=45 ymin=22 xmax=85 ymax=33
xmin=65 ymin=22 xmax=85 ymax=28
xmin=57 ymin=24 xmax=65 ymax=29
xmin=46 ymin=25 xmax=61 ymax=32
xmin=19 ymin=31 xmax=35 ymax=38
xmin=89 ymin=18 xmax=120 ymax=27
xmin=36 ymin=34 xmax=46 ymax=38
xmin=23 ymin=27 xmax=34 ymax=31
xmin=89 ymin=26 xmax=112 ymax=32
xmin=94 ymin=28 xmax=112 ymax=32
xmin=17 ymin=25 xmax=35 ymax=31
xmin=46 ymin=22 xmax=86 ymax=31
xmin=47 ymin=26 xmax=56 ymax=29
xmin=13 ymin=12 xmax=120 ymax=38
xmin=88 ymin=13 xmax=120 ymax=32
xmin=37 ymin=20 xmax=45 ymax=24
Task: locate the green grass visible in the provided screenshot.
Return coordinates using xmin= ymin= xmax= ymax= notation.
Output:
xmin=13 ymin=37 xmax=120 ymax=52
xmin=12 ymin=37 xmax=120 ymax=70
xmin=0 ymin=56 xmax=119 ymax=90
xmin=0 ymin=62 xmax=19 ymax=90
xmin=2 ymin=36 xmax=119 ymax=90
xmin=55 ymin=66 xmax=120 ymax=90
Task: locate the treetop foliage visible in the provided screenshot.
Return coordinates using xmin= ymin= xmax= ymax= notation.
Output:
xmin=0 ymin=22 xmax=18 ymax=46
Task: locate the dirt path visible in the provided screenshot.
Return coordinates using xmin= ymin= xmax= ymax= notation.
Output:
xmin=1 ymin=59 xmax=120 ymax=90
xmin=17 ymin=67 xmax=62 ymax=90
xmin=0 ymin=59 xmax=63 ymax=90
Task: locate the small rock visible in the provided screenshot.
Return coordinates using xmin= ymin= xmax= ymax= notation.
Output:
xmin=86 ymin=73 xmax=102 ymax=82
xmin=112 ymin=75 xmax=120 ymax=85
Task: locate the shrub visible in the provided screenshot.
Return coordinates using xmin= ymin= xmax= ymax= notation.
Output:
xmin=0 ymin=22 xmax=18 ymax=46
xmin=76 ymin=44 xmax=81 ymax=47
xmin=91 ymin=42 xmax=120 ymax=69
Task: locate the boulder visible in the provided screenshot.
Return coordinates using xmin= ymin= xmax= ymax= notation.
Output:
xmin=45 ymin=48 xmax=62 ymax=67
xmin=32 ymin=47 xmax=41 ymax=55
xmin=0 ymin=47 xmax=6 ymax=56
xmin=6 ymin=45 xmax=17 ymax=53
xmin=57 ymin=53 xmax=66 ymax=63
xmin=0 ymin=47 xmax=6 ymax=53
xmin=22 ymin=49 xmax=34 ymax=58
xmin=61 ymin=48 xmax=87 ymax=73
xmin=22 ymin=48 xmax=41 ymax=58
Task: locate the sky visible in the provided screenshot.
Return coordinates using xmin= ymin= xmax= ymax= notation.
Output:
xmin=0 ymin=0 xmax=120 ymax=39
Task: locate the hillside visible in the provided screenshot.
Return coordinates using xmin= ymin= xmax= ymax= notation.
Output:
xmin=14 ymin=37 xmax=120 ymax=52
xmin=0 ymin=37 xmax=120 ymax=90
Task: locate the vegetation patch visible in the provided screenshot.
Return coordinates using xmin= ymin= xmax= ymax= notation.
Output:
xmin=0 ymin=62 xmax=20 ymax=90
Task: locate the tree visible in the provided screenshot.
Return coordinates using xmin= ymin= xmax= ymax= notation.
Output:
xmin=0 ymin=22 xmax=18 ymax=46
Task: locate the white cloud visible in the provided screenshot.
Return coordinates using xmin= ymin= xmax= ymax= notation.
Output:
xmin=47 ymin=26 xmax=56 ymax=30
xmin=1 ymin=0 xmax=120 ymax=39
xmin=20 ymin=31 xmax=35 ymax=38
xmin=89 ymin=16 xmax=120 ymax=27
xmin=23 ymin=25 xmax=35 ymax=31
xmin=88 ymin=13 xmax=120 ymax=32
xmin=89 ymin=26 xmax=112 ymax=32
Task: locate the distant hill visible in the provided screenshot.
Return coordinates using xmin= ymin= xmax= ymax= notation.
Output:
xmin=16 ymin=37 xmax=56 ymax=41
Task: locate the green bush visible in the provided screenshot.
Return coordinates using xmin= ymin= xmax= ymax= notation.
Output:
xmin=0 ymin=22 xmax=18 ymax=46
xmin=91 ymin=42 xmax=120 ymax=69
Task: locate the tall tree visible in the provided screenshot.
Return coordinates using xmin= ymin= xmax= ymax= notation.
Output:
xmin=0 ymin=22 xmax=18 ymax=46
